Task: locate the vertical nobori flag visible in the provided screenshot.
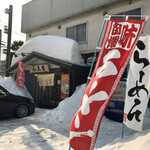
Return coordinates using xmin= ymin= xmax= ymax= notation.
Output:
xmin=16 ymin=61 xmax=25 ymax=89
xmin=69 ymin=18 xmax=147 ymax=150
xmin=124 ymin=35 xmax=150 ymax=131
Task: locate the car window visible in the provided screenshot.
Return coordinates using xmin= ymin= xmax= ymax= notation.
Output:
xmin=0 ymin=89 xmax=7 ymax=96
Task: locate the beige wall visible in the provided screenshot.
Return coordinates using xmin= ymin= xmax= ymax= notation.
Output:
xmin=26 ymin=0 xmax=150 ymax=54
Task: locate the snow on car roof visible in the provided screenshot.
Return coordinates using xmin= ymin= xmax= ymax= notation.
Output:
xmin=11 ymin=35 xmax=85 ymax=66
xmin=0 ymin=77 xmax=33 ymax=100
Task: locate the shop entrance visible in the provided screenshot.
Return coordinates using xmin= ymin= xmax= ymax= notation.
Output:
xmin=35 ymin=73 xmax=61 ymax=108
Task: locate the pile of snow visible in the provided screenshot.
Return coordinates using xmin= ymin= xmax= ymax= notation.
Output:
xmin=11 ymin=35 xmax=85 ymax=66
xmin=99 ymin=129 xmax=150 ymax=150
xmin=0 ymin=82 xmax=149 ymax=149
xmin=27 ymin=83 xmax=150 ymax=149
xmin=0 ymin=77 xmax=33 ymax=100
xmin=29 ymin=84 xmax=86 ymax=127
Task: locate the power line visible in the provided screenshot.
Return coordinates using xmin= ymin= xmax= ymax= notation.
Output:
xmin=12 ymin=30 xmax=25 ymax=38
xmin=0 ymin=20 xmax=7 ymax=24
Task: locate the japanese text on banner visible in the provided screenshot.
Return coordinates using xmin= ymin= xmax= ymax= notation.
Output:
xmin=69 ymin=18 xmax=146 ymax=150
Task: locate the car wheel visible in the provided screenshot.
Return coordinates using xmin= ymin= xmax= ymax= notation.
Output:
xmin=15 ymin=105 xmax=28 ymax=118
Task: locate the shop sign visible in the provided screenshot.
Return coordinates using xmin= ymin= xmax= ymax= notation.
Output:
xmin=36 ymin=74 xmax=54 ymax=86
xmin=29 ymin=64 xmax=49 ymax=74
xmin=61 ymin=74 xmax=70 ymax=99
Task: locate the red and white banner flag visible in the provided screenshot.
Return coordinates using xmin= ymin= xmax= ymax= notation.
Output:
xmin=124 ymin=35 xmax=150 ymax=131
xmin=69 ymin=18 xmax=146 ymax=150
xmin=16 ymin=61 xmax=25 ymax=89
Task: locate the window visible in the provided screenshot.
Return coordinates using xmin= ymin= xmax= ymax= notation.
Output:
xmin=66 ymin=26 xmax=76 ymax=41
xmin=66 ymin=23 xmax=87 ymax=43
xmin=112 ymin=7 xmax=142 ymax=20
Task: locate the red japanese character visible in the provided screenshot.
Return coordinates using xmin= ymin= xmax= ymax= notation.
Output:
xmin=106 ymin=36 xmax=119 ymax=48
xmin=112 ymin=22 xmax=122 ymax=35
xmin=119 ymin=24 xmax=138 ymax=48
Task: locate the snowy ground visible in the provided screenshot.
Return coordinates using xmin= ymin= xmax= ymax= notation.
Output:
xmin=0 ymin=84 xmax=150 ymax=150
xmin=0 ymin=115 xmax=69 ymax=150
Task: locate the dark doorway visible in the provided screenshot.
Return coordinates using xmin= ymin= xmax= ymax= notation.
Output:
xmin=25 ymin=71 xmax=37 ymax=100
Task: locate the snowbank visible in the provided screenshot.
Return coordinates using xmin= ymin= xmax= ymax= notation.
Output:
xmin=27 ymin=83 xmax=150 ymax=149
xmin=0 ymin=81 xmax=150 ymax=149
xmin=11 ymin=35 xmax=85 ymax=66
xmin=29 ymin=84 xmax=86 ymax=126
xmin=0 ymin=77 xmax=33 ymax=99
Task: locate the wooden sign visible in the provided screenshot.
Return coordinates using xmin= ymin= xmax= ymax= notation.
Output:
xmin=29 ymin=64 xmax=49 ymax=74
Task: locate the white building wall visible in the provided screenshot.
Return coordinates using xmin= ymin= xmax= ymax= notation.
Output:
xmin=22 ymin=0 xmax=120 ymax=32
xmin=24 ymin=0 xmax=150 ymax=54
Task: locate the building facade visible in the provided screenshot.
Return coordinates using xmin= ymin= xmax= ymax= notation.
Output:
xmin=21 ymin=0 xmax=150 ymax=65
xmin=8 ymin=36 xmax=89 ymax=108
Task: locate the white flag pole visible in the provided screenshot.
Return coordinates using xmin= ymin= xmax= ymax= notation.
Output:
xmin=122 ymin=63 xmax=130 ymax=139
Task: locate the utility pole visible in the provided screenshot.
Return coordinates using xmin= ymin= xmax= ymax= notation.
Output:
xmin=0 ymin=30 xmax=1 ymax=70
xmin=5 ymin=5 xmax=13 ymax=77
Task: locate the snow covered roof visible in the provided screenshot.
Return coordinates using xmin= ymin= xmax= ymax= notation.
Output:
xmin=0 ymin=77 xmax=33 ymax=100
xmin=11 ymin=35 xmax=85 ymax=66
